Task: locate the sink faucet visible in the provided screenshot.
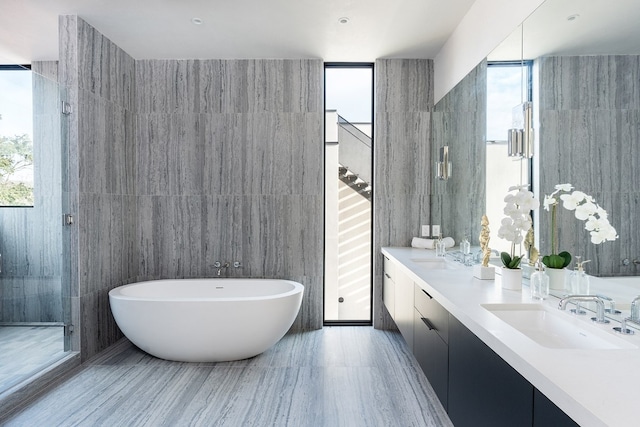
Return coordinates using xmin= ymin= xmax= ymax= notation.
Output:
xmin=614 ymin=296 xmax=640 ymax=335
xmin=214 ymin=261 xmax=230 ymax=276
xmin=558 ymin=295 xmax=609 ymax=324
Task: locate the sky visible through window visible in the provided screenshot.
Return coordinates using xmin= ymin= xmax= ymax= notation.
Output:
xmin=325 ymin=67 xmax=372 ymax=124
xmin=487 ymin=65 xmax=526 ymax=142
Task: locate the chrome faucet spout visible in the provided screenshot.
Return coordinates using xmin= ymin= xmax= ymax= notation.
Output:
xmin=214 ymin=261 xmax=230 ymax=276
xmin=558 ymin=295 xmax=608 ymax=324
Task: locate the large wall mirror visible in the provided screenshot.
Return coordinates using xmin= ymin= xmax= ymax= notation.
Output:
xmin=481 ymin=0 xmax=640 ymax=304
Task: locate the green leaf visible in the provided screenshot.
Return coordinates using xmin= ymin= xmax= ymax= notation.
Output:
xmin=558 ymin=251 xmax=572 ymax=268
xmin=542 ymin=252 xmax=572 ymax=269
xmin=501 ymin=252 xmax=511 ymax=267
xmin=501 ymin=252 xmax=521 ymax=269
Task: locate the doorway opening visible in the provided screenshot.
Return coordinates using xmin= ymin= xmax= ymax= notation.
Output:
xmin=324 ymin=63 xmax=373 ymax=325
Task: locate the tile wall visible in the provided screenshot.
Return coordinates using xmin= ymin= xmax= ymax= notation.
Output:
xmin=537 ymin=55 xmax=640 ymax=276
xmin=60 ymin=17 xmax=323 ymax=360
xmin=373 ymin=59 xmax=434 ymax=329
xmin=432 ymin=60 xmax=487 ymax=247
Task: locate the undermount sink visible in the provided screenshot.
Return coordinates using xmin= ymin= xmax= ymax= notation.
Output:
xmin=482 ymin=303 xmax=636 ymax=350
xmin=410 ymin=258 xmax=460 ymax=270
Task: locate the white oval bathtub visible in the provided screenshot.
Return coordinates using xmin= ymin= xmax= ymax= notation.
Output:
xmin=108 ymin=278 xmax=304 ymax=362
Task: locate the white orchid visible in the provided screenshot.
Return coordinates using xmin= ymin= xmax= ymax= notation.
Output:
xmin=543 ymin=183 xmax=618 ymax=269
xmin=498 ymin=186 xmax=539 ymax=268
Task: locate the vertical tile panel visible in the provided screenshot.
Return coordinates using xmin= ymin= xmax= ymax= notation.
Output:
xmin=373 ymin=59 xmax=434 ymax=329
xmin=202 ymin=113 xmax=250 ymax=196
xmin=136 ymin=60 xmax=200 ymax=114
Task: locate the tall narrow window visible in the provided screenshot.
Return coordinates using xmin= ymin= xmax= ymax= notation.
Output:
xmin=486 ymin=61 xmax=532 ymax=253
xmin=324 ymin=64 xmax=373 ymax=324
xmin=0 ymin=65 xmax=34 ymax=207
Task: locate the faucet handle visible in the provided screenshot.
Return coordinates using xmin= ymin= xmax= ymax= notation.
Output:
xmin=213 ymin=261 xmax=221 ymax=268
xmin=614 ymin=317 xmax=636 ymax=335
xmin=233 ymin=261 xmax=242 ymax=268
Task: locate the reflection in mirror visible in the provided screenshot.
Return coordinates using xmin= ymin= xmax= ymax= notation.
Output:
xmin=483 ymin=0 xmax=640 ymax=315
xmin=486 ymin=61 xmax=531 ymax=254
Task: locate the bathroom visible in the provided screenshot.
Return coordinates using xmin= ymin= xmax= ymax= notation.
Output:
xmin=1 ymin=0 xmax=640 ymax=425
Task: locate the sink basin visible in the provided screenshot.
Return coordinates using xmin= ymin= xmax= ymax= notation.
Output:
xmin=482 ymin=303 xmax=636 ymax=350
xmin=410 ymin=258 xmax=460 ymax=270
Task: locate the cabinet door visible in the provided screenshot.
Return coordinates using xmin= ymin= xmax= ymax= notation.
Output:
xmin=448 ymin=314 xmax=533 ymax=427
xmin=533 ymin=389 xmax=579 ymax=427
xmin=394 ymin=268 xmax=414 ymax=350
xmin=383 ymin=272 xmax=395 ymax=318
xmin=414 ymin=284 xmax=448 ymax=344
xmin=414 ymin=308 xmax=448 ymax=410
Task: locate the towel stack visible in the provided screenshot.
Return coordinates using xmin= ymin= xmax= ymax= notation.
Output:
xmin=411 ymin=236 xmax=455 ymax=249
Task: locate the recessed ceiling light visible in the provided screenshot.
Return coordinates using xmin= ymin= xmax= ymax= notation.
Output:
xmin=566 ymin=14 xmax=580 ymax=22
xmin=338 ymin=17 xmax=349 ymax=24
xmin=191 ymin=17 xmax=203 ymax=25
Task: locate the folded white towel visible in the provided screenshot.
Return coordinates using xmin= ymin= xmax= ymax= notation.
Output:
xmin=411 ymin=236 xmax=456 ymax=249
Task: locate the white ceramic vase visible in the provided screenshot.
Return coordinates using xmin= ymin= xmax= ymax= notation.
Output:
xmin=501 ymin=267 xmax=522 ymax=290
xmin=546 ymin=268 xmax=567 ymax=291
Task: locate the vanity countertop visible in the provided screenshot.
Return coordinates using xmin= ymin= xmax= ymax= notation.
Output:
xmin=382 ymin=247 xmax=640 ymax=427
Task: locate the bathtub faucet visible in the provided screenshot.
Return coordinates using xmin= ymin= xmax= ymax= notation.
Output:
xmin=214 ymin=261 xmax=230 ymax=276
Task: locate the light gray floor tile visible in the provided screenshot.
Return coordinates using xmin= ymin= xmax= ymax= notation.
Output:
xmin=2 ymin=327 xmax=452 ymax=427
xmin=0 ymin=326 xmax=65 ymax=393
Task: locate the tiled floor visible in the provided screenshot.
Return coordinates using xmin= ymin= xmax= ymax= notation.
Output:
xmin=2 ymin=327 xmax=452 ymax=426
xmin=0 ymin=326 xmax=65 ymax=394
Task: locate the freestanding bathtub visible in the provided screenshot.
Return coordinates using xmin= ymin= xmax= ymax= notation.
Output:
xmin=108 ymin=278 xmax=304 ymax=362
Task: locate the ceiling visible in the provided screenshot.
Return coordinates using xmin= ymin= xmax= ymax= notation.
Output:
xmin=0 ymin=0 xmax=478 ymax=65
xmin=489 ymin=0 xmax=640 ymax=60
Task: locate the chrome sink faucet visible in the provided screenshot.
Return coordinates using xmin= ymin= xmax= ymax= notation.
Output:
xmin=214 ymin=261 xmax=230 ymax=276
xmin=615 ymin=295 xmax=640 ymax=335
xmin=558 ymin=295 xmax=609 ymax=324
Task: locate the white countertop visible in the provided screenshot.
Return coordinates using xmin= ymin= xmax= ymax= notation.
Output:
xmin=382 ymin=247 xmax=640 ymax=427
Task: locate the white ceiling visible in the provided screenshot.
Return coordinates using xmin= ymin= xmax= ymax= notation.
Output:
xmin=489 ymin=0 xmax=640 ymax=60
xmin=0 ymin=0 xmax=478 ymax=64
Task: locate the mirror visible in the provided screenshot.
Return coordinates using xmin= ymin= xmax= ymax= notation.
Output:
xmin=484 ymin=0 xmax=640 ymax=311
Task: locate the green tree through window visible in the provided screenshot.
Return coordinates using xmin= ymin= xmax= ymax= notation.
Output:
xmin=0 ymin=124 xmax=34 ymax=205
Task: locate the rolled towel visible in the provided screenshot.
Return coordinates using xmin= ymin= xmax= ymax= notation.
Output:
xmin=441 ymin=237 xmax=456 ymax=248
xmin=411 ymin=237 xmax=435 ymax=249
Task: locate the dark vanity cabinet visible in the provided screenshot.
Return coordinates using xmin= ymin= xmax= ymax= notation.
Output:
xmin=448 ymin=314 xmax=533 ymax=427
xmin=383 ymin=255 xmax=579 ymax=426
xmin=413 ymin=284 xmax=449 ymax=410
xmin=533 ymin=389 xmax=579 ymax=427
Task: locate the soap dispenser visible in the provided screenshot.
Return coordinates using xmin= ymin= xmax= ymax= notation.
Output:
xmin=460 ymin=234 xmax=471 ymax=255
xmin=530 ymin=261 xmax=549 ymax=300
xmin=570 ymin=256 xmax=591 ymax=295
xmin=436 ymin=233 xmax=446 ymax=257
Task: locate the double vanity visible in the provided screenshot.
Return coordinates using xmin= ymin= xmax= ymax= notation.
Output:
xmin=382 ymin=247 xmax=640 ymax=427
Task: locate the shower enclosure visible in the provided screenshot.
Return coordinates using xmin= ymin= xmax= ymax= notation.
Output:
xmin=0 ymin=63 xmax=71 ymax=396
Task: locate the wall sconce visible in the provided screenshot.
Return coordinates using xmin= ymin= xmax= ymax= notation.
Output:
xmin=507 ymin=102 xmax=533 ymax=158
xmin=436 ymin=146 xmax=452 ymax=180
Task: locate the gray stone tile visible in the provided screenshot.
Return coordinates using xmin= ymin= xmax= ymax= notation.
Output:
xmin=2 ymin=328 xmax=451 ymax=427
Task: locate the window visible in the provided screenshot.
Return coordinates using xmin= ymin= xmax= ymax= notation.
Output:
xmin=0 ymin=65 xmax=34 ymax=206
xmin=486 ymin=61 xmax=532 ymax=253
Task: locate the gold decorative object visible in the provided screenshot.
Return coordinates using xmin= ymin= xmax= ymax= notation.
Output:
xmin=524 ymin=227 xmax=539 ymax=266
xmin=479 ymin=214 xmax=491 ymax=267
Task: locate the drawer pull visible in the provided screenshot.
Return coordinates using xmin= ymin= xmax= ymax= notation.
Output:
xmin=385 ymin=273 xmax=392 ymax=279
xmin=421 ymin=317 xmax=435 ymax=331
xmin=421 ymin=289 xmax=433 ymax=299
